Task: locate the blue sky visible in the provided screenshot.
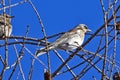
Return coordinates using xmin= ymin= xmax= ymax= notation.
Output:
xmin=0 ymin=0 xmax=120 ymax=80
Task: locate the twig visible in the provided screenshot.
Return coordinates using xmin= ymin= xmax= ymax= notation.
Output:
xmin=28 ymin=1 xmax=51 ymax=79
xmin=109 ymin=1 xmax=117 ymax=79
xmin=13 ymin=38 xmax=47 ymax=69
xmin=8 ymin=45 xmax=24 ymax=80
xmin=0 ymin=0 xmax=28 ymax=10
xmin=28 ymin=58 xmax=35 ymax=80
xmin=53 ymin=50 xmax=77 ymax=78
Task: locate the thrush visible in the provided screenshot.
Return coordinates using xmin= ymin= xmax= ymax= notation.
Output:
xmin=0 ymin=13 xmax=13 ymax=38
xmin=36 ymin=24 xmax=91 ymax=56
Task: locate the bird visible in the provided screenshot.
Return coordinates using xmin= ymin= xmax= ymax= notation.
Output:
xmin=0 ymin=13 xmax=13 ymax=38
xmin=36 ymin=24 xmax=91 ymax=56
xmin=113 ymin=72 xmax=120 ymax=80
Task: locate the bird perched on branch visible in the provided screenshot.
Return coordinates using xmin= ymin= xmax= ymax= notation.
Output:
xmin=36 ymin=24 xmax=91 ymax=56
xmin=0 ymin=13 xmax=13 ymax=38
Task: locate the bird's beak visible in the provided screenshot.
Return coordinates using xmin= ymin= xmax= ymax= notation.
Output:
xmin=87 ymin=29 xmax=91 ymax=32
xmin=9 ymin=16 xmax=14 ymax=18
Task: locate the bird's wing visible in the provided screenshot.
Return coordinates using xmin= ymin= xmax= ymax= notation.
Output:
xmin=50 ymin=32 xmax=77 ymax=49
xmin=36 ymin=32 xmax=76 ymax=56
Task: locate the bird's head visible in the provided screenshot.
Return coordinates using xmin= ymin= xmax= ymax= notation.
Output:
xmin=74 ymin=24 xmax=91 ymax=33
xmin=0 ymin=13 xmax=14 ymax=23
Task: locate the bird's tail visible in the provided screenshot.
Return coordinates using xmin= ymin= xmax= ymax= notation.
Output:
xmin=35 ymin=47 xmax=50 ymax=57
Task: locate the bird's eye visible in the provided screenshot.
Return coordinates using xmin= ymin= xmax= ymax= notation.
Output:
xmin=6 ymin=15 xmax=9 ymax=18
xmin=84 ymin=26 xmax=88 ymax=29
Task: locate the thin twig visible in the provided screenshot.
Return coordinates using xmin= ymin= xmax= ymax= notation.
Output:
xmin=28 ymin=58 xmax=35 ymax=80
xmin=0 ymin=0 xmax=28 ymax=10
xmin=28 ymin=1 xmax=51 ymax=80
xmin=109 ymin=1 xmax=117 ymax=79
xmin=53 ymin=50 xmax=77 ymax=78
xmin=8 ymin=45 xmax=24 ymax=80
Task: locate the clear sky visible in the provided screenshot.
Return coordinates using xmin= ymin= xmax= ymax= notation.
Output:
xmin=0 ymin=0 xmax=120 ymax=80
